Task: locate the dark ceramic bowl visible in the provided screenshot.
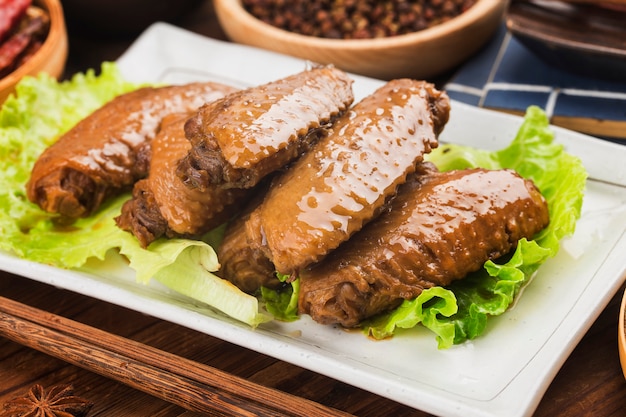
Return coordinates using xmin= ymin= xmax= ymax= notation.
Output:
xmin=506 ymin=0 xmax=626 ymax=82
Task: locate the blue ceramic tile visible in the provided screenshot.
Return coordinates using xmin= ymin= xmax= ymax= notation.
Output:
xmin=445 ymin=23 xmax=626 ymax=141
xmin=493 ymin=37 xmax=567 ymax=87
xmin=555 ymin=93 xmax=626 ymax=121
xmin=447 ymin=90 xmax=482 ymax=107
xmin=483 ymin=89 xmax=552 ymax=112
xmin=448 ymin=24 xmax=507 ymax=89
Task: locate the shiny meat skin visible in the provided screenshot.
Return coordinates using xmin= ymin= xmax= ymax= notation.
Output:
xmin=244 ymin=79 xmax=449 ymax=276
xmin=177 ymin=65 xmax=354 ymax=190
xmin=217 ymin=195 xmax=278 ymax=293
xmin=116 ymin=112 xmax=250 ymax=247
xmin=298 ymin=164 xmax=550 ymax=327
xmin=27 ymin=82 xmax=235 ymax=219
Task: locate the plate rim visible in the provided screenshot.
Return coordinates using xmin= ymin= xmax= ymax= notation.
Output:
xmin=3 ymin=21 xmax=626 ymax=417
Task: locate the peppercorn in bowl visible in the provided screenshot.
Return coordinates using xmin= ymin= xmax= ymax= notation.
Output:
xmin=0 ymin=0 xmax=67 ymax=103
xmin=214 ymin=0 xmax=505 ymax=80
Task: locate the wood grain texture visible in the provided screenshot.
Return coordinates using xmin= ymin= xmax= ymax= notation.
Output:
xmin=0 ymin=294 xmax=351 ymax=417
xmin=1 ymin=272 xmax=626 ymax=416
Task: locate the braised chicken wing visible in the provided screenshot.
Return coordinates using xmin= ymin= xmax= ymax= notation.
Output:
xmin=218 ymin=79 xmax=450 ymax=292
xmin=244 ymin=79 xmax=449 ymax=275
xmin=298 ymin=164 xmax=550 ymax=327
xmin=177 ymin=65 xmax=354 ymax=190
xmin=116 ymin=111 xmax=251 ymax=247
xmin=27 ymin=82 xmax=234 ymax=219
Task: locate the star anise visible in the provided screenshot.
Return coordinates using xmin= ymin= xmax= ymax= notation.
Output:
xmin=1 ymin=384 xmax=93 ymax=417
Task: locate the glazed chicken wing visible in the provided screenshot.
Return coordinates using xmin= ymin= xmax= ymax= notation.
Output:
xmin=218 ymin=79 xmax=450 ymax=293
xmin=177 ymin=65 xmax=354 ymax=190
xmin=298 ymin=164 xmax=550 ymax=327
xmin=216 ymin=194 xmax=278 ymax=293
xmin=27 ymin=82 xmax=234 ymax=219
xmin=243 ymin=79 xmax=449 ymax=276
xmin=115 ymin=111 xmax=251 ymax=247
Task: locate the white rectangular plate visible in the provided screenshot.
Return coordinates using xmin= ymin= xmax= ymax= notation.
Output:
xmin=2 ymin=22 xmax=626 ymax=417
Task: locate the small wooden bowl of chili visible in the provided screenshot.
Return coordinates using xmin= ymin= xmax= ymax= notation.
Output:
xmin=214 ymin=0 xmax=505 ymax=80
xmin=0 ymin=0 xmax=68 ymax=104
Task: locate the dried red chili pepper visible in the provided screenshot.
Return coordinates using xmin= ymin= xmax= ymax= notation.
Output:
xmin=0 ymin=28 xmax=30 ymax=70
xmin=0 ymin=4 xmax=49 ymax=78
xmin=0 ymin=0 xmax=31 ymax=41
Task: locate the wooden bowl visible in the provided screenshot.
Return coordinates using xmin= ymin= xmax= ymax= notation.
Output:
xmin=0 ymin=0 xmax=68 ymax=103
xmin=213 ymin=0 xmax=506 ymax=80
xmin=617 ymin=291 xmax=626 ymax=378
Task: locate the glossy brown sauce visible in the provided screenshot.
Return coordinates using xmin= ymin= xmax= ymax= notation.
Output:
xmin=147 ymin=113 xmax=247 ymax=235
xmin=299 ymin=166 xmax=550 ymax=327
xmin=246 ymin=79 xmax=449 ymax=275
xmin=27 ymin=82 xmax=234 ymax=219
xmin=294 ymin=84 xmax=437 ymax=232
xmin=401 ymin=169 xmax=534 ymax=245
xmin=197 ymin=66 xmax=354 ymax=169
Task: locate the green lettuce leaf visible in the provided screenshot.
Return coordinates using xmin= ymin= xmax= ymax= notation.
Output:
xmin=366 ymin=287 xmax=459 ymax=349
xmin=363 ymin=106 xmax=587 ymax=347
xmin=260 ymin=273 xmax=300 ymax=321
xmin=0 ymin=65 xmax=269 ymax=327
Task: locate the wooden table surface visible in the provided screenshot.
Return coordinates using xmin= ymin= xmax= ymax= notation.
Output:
xmin=1 ymin=1 xmax=625 ymax=416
